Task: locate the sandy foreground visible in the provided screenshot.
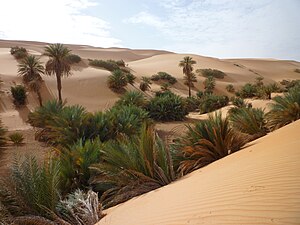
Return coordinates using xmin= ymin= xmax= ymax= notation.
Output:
xmin=98 ymin=120 xmax=300 ymax=225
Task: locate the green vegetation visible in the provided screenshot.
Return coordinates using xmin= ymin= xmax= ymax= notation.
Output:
xmin=11 ymin=85 xmax=27 ymax=106
xmin=10 ymin=46 xmax=28 ymax=60
xmin=125 ymin=72 xmax=136 ymax=85
xmin=44 ymin=43 xmax=72 ymax=102
xmin=0 ymin=120 xmax=6 ymax=151
xmin=199 ymin=94 xmax=229 ymax=114
xmin=294 ymin=68 xmax=300 ymax=73
xmin=226 ymin=84 xmax=235 ymax=93
xmin=146 ymin=92 xmax=187 ymax=121
xmin=184 ymin=96 xmax=201 ymax=112
xmin=280 ymin=79 xmax=300 ymax=91
xmin=179 ymin=56 xmax=197 ymax=97
xmin=196 ymin=68 xmax=226 ymax=79
xmin=203 ymin=76 xmax=216 ymax=94
xmin=235 ymin=83 xmax=257 ymax=98
xmin=172 ymin=113 xmax=249 ymax=175
xmin=8 ymin=132 xmax=24 ymax=146
xmin=107 ymin=69 xmax=128 ymax=92
xmin=18 ymin=55 xmax=44 ymax=106
xmin=266 ymin=86 xmax=300 ymax=131
xmin=151 ymin=72 xmax=177 ymax=85
xmin=90 ymin=124 xmax=175 ymax=207
xmin=67 ymin=53 xmax=82 ymax=64
xmin=89 ymin=59 xmax=128 ymax=73
xmin=115 ymin=91 xmax=147 ymax=108
xmin=139 ymin=76 xmax=152 ymax=92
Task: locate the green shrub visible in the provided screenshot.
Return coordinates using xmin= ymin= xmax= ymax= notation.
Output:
xmin=139 ymin=76 xmax=152 ymax=92
xmin=89 ymin=59 xmax=126 ymax=72
xmin=8 ymin=132 xmax=24 ymax=146
xmin=199 ymin=94 xmax=229 ymax=114
xmin=67 ymin=54 xmax=82 ymax=64
xmin=203 ymin=76 xmax=216 ymax=94
xmin=107 ymin=69 xmax=128 ymax=92
xmin=197 ymin=68 xmax=226 ymax=79
xmin=266 ymin=85 xmax=300 ymax=131
xmin=229 ymin=107 xmax=268 ymax=139
xmin=125 ymin=72 xmax=136 ymax=85
xmin=226 ymin=84 xmax=235 ymax=93
xmin=151 ymin=72 xmax=177 ymax=84
xmin=236 ymin=83 xmax=257 ymax=98
xmin=115 ymin=91 xmax=147 ymax=108
xmin=184 ymin=96 xmax=201 ymax=112
xmin=10 ymin=46 xmax=28 ymax=60
xmin=280 ymin=79 xmax=300 ymax=91
xmin=147 ymin=92 xmax=187 ymax=121
xmin=11 ymin=85 xmax=27 ymax=106
xmin=196 ymin=91 xmax=204 ymax=99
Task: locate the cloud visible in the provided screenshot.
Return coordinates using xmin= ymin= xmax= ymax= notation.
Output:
xmin=126 ymin=0 xmax=300 ymax=59
xmin=0 ymin=0 xmax=121 ymax=47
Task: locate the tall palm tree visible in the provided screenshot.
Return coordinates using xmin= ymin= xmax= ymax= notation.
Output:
xmin=44 ymin=43 xmax=71 ymax=102
xmin=179 ymin=56 xmax=197 ymax=97
xmin=18 ymin=55 xmax=44 ymax=106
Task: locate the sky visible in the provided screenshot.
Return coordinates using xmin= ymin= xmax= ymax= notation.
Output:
xmin=0 ymin=0 xmax=299 ymax=60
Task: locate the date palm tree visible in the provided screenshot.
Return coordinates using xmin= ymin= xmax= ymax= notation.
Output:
xmin=18 ymin=55 xmax=44 ymax=106
xmin=44 ymin=43 xmax=71 ymax=102
xmin=179 ymin=56 xmax=197 ymax=97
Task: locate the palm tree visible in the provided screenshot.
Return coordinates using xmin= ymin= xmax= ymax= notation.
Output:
xmin=18 ymin=55 xmax=44 ymax=106
xmin=203 ymin=76 xmax=215 ymax=94
xmin=44 ymin=43 xmax=71 ymax=102
xmin=107 ymin=69 xmax=128 ymax=92
xmin=179 ymin=56 xmax=197 ymax=97
xmin=139 ymin=76 xmax=152 ymax=92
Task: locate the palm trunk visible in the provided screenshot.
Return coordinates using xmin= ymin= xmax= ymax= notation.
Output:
xmin=188 ymin=85 xmax=191 ymax=97
xmin=56 ymin=73 xmax=62 ymax=103
xmin=36 ymin=89 xmax=43 ymax=106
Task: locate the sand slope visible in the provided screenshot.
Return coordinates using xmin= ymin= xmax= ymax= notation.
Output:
xmin=98 ymin=120 xmax=300 ymax=225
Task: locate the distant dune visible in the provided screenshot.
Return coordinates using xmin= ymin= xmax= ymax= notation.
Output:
xmin=98 ymin=120 xmax=300 ymax=225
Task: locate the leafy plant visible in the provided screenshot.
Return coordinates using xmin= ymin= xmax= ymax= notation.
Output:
xmin=90 ymin=124 xmax=175 ymax=208
xmin=147 ymin=92 xmax=187 ymax=121
xmin=8 ymin=132 xmax=24 ymax=146
xmin=125 ymin=72 xmax=136 ymax=85
xmin=10 ymin=46 xmax=28 ymax=60
xmin=236 ymin=83 xmax=257 ymax=98
xmin=229 ymin=107 xmax=268 ymax=139
xmin=107 ymin=69 xmax=128 ymax=92
xmin=115 ymin=91 xmax=147 ymax=108
xmin=11 ymin=85 xmax=27 ymax=106
xmin=179 ymin=56 xmax=197 ymax=97
xmin=172 ymin=113 xmax=249 ymax=175
xmin=151 ymin=72 xmax=177 ymax=84
xmin=184 ymin=96 xmax=201 ymax=112
xmin=0 ymin=119 xmax=6 ymax=151
xmin=197 ymin=68 xmax=226 ymax=79
xmin=226 ymin=84 xmax=235 ymax=93
xmin=294 ymin=68 xmax=300 ymax=73
xmin=266 ymin=86 xmax=300 ymax=130
xmin=67 ymin=54 xmax=82 ymax=64
xmin=139 ymin=76 xmax=152 ymax=92
xmin=199 ymin=94 xmax=229 ymax=114
xmin=203 ymin=76 xmax=216 ymax=94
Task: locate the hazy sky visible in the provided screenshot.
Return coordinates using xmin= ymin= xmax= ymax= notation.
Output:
xmin=1 ymin=0 xmax=299 ymax=60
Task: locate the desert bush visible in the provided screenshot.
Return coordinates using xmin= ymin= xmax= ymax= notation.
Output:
xmin=294 ymin=68 xmax=300 ymax=73
xmin=236 ymin=83 xmax=257 ymax=98
xmin=197 ymin=68 xmax=226 ymax=79
xmin=125 ymin=72 xmax=136 ymax=85
xmin=8 ymin=132 xmax=24 ymax=146
xmin=10 ymin=46 xmax=28 ymax=60
xmin=160 ymin=83 xmax=171 ymax=92
xmin=89 ymin=59 xmax=120 ymax=71
xmin=151 ymin=72 xmax=177 ymax=84
xmin=172 ymin=113 xmax=249 ymax=175
xmin=184 ymin=96 xmax=201 ymax=112
xmin=147 ymin=92 xmax=187 ymax=121
xmin=196 ymin=91 xmax=204 ymax=99
xmin=229 ymin=107 xmax=268 ymax=139
xmin=90 ymin=124 xmax=175 ymax=208
xmin=139 ymin=76 xmax=152 ymax=92
xmin=115 ymin=91 xmax=147 ymax=108
xmin=199 ymin=94 xmax=229 ymax=114
xmin=56 ymin=189 xmax=104 ymax=225
xmin=226 ymin=84 xmax=235 ymax=93
xmin=0 ymin=120 xmax=6 ymax=151
xmin=255 ymin=76 xmax=264 ymax=87
xmin=11 ymin=85 xmax=27 ymax=106
xmin=203 ymin=76 xmax=216 ymax=94
xmin=279 ymin=79 xmax=300 ymax=91
xmin=68 ymin=54 xmax=82 ymax=64
xmin=266 ymin=86 xmax=300 ymax=131
xmin=107 ymin=69 xmax=128 ymax=92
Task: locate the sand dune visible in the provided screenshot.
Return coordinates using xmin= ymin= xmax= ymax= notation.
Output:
xmin=98 ymin=120 xmax=300 ymax=225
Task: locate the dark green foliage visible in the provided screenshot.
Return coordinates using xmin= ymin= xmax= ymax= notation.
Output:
xmin=160 ymin=83 xmax=171 ymax=92
xmin=229 ymin=107 xmax=268 ymax=139
xmin=67 ymin=54 xmax=82 ymax=64
xmin=226 ymin=84 xmax=235 ymax=93
xmin=107 ymin=69 xmax=128 ymax=92
xmin=197 ymin=68 xmax=226 ymax=79
xmin=125 ymin=73 xmax=136 ymax=85
xmin=203 ymin=76 xmax=215 ymax=94
xmin=172 ymin=113 xmax=249 ymax=175
xmin=266 ymin=86 xmax=300 ymax=131
xmin=179 ymin=56 xmax=197 ymax=97
xmin=0 ymin=156 xmax=61 ymax=219
xmin=199 ymin=94 xmax=229 ymax=114
xmin=236 ymin=83 xmax=257 ymax=98
xmin=10 ymin=46 xmax=28 ymax=60
xmin=115 ymin=91 xmax=147 ymax=108
xmin=150 ymin=72 xmax=177 ymax=84
xmin=89 ymin=59 xmax=126 ymax=72
xmin=196 ymin=91 xmax=204 ymax=99
xmin=279 ymin=79 xmax=300 ymax=91
xmin=231 ymin=97 xmax=248 ymax=108
xmin=8 ymin=132 xmax=24 ymax=146
xmin=139 ymin=76 xmax=152 ymax=92
xmin=184 ymin=96 xmax=201 ymax=112
xmin=255 ymin=76 xmax=264 ymax=87
xmin=11 ymin=85 xmax=27 ymax=106
xmin=90 ymin=124 xmax=175 ymax=208
xmin=146 ymin=92 xmax=187 ymax=121
xmin=0 ymin=120 xmax=6 ymax=151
